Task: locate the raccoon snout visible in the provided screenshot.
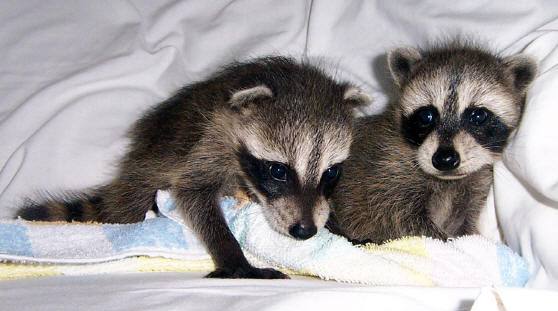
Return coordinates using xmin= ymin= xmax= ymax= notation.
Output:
xmin=288 ymin=222 xmax=317 ymax=240
xmin=432 ymin=148 xmax=460 ymax=171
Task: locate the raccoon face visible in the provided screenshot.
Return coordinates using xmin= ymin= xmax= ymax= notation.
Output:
xmin=230 ymin=84 xmax=369 ymax=239
xmin=388 ymin=45 xmax=537 ymax=179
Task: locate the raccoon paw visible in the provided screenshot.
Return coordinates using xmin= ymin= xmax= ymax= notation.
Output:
xmin=206 ymin=266 xmax=289 ymax=279
xmin=348 ymin=238 xmax=375 ymax=245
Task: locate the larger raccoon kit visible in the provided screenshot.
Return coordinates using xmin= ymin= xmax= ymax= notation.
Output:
xmin=17 ymin=57 xmax=370 ymax=278
xmin=330 ymin=44 xmax=537 ymax=244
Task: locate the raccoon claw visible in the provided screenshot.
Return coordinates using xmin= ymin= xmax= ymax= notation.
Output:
xmin=206 ymin=266 xmax=289 ymax=279
xmin=427 ymin=225 xmax=449 ymax=242
xmin=349 ymin=238 xmax=375 ymax=245
xmin=431 ymin=232 xmax=449 ymax=242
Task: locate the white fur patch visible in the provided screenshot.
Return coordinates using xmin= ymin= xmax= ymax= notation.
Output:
xmin=417 ymin=134 xmax=440 ymax=176
xmin=312 ymin=198 xmax=330 ymax=231
xmin=400 ymin=70 xmax=449 ymax=116
xmin=456 ymin=79 xmax=519 ymax=127
xmin=452 ymin=131 xmax=495 ymax=175
xmin=243 ymin=133 xmax=287 ymax=163
xmin=292 ymin=130 xmax=316 ymax=183
xmin=317 ymin=130 xmax=351 ymax=181
xmin=230 ymin=85 xmax=273 ymax=107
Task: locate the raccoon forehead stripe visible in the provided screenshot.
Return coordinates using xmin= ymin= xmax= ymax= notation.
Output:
xmin=292 ymin=128 xmax=351 ymax=185
xmin=292 ymin=130 xmax=319 ymax=184
xmin=444 ymin=71 xmax=460 ymax=116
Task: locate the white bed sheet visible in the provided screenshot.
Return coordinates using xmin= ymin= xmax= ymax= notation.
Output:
xmin=1 ymin=273 xmax=557 ymax=311
xmin=1 ymin=0 xmax=557 ymax=309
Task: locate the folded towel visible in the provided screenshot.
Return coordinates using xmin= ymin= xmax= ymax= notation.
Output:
xmin=0 ymin=190 xmax=529 ymax=286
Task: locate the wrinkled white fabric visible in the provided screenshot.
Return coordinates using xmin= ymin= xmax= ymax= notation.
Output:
xmin=1 ymin=0 xmax=557 ymax=309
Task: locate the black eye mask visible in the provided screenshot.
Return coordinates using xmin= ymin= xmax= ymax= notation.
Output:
xmin=461 ymin=107 xmax=511 ymax=152
xmin=236 ymin=146 xmax=297 ymax=200
xmin=318 ymin=164 xmax=343 ymax=198
xmin=401 ymin=105 xmax=439 ymax=146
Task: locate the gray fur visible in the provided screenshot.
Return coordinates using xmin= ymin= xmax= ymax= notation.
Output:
xmin=17 ymin=57 xmax=366 ymax=278
xmin=330 ymin=43 xmax=537 ymax=243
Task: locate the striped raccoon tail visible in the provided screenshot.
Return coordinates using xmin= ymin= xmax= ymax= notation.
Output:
xmin=17 ymin=192 xmax=102 ymax=222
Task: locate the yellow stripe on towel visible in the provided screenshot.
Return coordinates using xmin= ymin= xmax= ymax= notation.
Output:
xmin=136 ymin=257 xmax=214 ymax=272
xmin=0 ymin=257 xmax=216 ymax=280
xmin=0 ymin=262 xmax=60 ymax=280
xmin=0 ymin=256 xmax=305 ymax=280
xmin=362 ymin=236 xmax=427 ymax=256
xmin=361 ymin=236 xmax=434 ymax=286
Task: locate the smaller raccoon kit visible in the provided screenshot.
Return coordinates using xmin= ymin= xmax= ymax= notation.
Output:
xmin=330 ymin=43 xmax=537 ymax=243
xmin=17 ymin=57 xmax=370 ymax=278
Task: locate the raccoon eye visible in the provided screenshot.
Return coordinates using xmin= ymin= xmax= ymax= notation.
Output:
xmin=469 ymin=108 xmax=488 ymax=126
xmin=415 ymin=107 xmax=438 ymax=128
xmin=269 ymin=163 xmax=288 ymax=181
xmin=322 ymin=165 xmax=340 ymax=182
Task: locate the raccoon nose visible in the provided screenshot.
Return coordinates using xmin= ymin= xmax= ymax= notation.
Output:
xmin=289 ymin=223 xmax=317 ymax=240
xmin=432 ymin=148 xmax=460 ymax=171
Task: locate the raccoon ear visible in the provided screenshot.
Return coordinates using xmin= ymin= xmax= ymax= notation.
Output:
xmin=229 ymin=85 xmax=273 ymax=110
xmin=503 ymin=54 xmax=538 ymax=94
xmin=387 ymin=47 xmax=423 ymax=87
xmin=343 ymin=86 xmax=372 ymax=107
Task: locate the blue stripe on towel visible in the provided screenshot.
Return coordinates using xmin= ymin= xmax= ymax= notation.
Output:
xmin=221 ymin=197 xmax=238 ymax=226
xmin=103 ymin=218 xmax=188 ymax=252
xmin=0 ymin=223 xmax=33 ymax=256
xmin=497 ymin=243 xmax=530 ymax=287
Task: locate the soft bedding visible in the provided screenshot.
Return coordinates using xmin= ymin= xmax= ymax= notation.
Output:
xmin=1 ymin=1 xmax=557 ymax=310
xmin=0 ymin=190 xmax=530 ymax=287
